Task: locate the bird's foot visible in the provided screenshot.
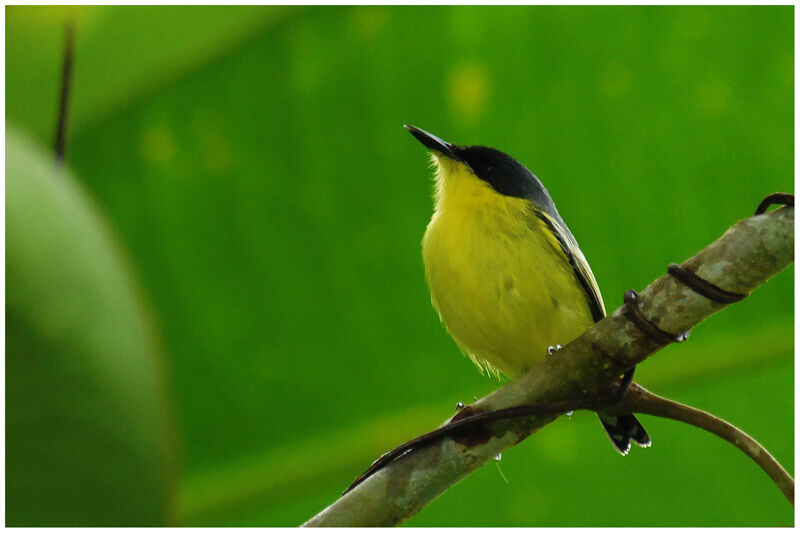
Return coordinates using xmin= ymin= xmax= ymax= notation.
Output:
xmin=546 ymin=344 xmax=562 ymax=358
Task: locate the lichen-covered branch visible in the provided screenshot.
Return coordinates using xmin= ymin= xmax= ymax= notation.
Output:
xmin=303 ymin=205 xmax=793 ymax=527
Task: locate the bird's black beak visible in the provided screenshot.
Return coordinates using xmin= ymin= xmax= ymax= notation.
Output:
xmin=404 ymin=124 xmax=457 ymax=159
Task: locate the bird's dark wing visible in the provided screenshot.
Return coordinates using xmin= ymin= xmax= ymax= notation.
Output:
xmin=532 ymin=209 xmax=606 ymax=323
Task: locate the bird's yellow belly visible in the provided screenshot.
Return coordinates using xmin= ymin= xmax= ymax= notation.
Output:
xmin=423 ymin=205 xmax=593 ymax=378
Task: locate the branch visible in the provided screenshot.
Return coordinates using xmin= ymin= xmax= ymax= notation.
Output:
xmin=623 ymin=384 xmax=794 ymax=504
xmin=303 ymin=202 xmax=793 ymax=527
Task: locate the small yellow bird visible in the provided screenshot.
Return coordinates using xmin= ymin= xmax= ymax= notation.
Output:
xmin=406 ymin=124 xmax=650 ymax=454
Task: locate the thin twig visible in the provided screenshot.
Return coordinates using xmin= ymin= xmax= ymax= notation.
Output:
xmin=344 ymin=395 xmax=614 ymax=494
xmin=54 ymin=21 xmax=75 ymax=166
xmin=625 ymin=384 xmax=794 ymax=504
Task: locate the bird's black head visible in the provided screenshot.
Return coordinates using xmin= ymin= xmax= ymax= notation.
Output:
xmin=452 ymin=145 xmax=546 ymax=201
xmin=405 ymin=124 xmax=557 ymax=212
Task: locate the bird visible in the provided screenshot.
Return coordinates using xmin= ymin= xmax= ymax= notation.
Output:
xmin=405 ymin=124 xmax=650 ymax=455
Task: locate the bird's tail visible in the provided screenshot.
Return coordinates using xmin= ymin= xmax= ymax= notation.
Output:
xmin=597 ymin=412 xmax=651 ymax=455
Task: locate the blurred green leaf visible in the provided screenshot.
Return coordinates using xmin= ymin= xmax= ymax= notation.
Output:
xmin=6 ymin=128 xmax=177 ymax=526
xmin=5 ymin=5 xmax=793 ymax=526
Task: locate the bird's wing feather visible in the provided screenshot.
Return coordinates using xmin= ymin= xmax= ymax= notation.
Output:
xmin=532 ymin=209 xmax=606 ymax=322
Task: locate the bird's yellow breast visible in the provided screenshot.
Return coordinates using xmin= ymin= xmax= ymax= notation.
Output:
xmin=422 ymin=157 xmax=594 ymax=378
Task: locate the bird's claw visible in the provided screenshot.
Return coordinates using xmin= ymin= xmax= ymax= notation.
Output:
xmin=546 ymin=344 xmax=562 ymax=358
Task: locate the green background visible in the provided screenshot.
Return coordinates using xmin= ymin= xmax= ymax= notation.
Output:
xmin=5 ymin=5 xmax=793 ymax=526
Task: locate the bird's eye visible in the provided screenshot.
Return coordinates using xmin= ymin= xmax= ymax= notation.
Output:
xmin=486 ymin=165 xmax=495 ymax=172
